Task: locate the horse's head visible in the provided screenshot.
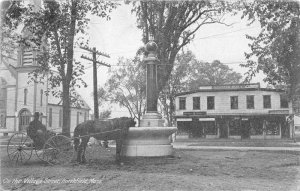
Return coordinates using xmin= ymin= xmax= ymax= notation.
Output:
xmin=126 ymin=118 xmax=136 ymax=128
xmin=114 ymin=117 xmax=136 ymax=129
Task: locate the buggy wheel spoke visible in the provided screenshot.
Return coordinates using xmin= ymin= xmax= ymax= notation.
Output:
xmin=8 ymin=149 xmax=18 ymax=157
xmin=11 ymin=151 xmax=19 ymax=161
xmin=43 ymin=135 xmax=73 ymax=165
xmin=19 ymin=151 xmax=23 ymax=163
xmin=7 ymin=133 xmax=33 ymax=164
xmin=21 ymin=150 xmax=31 ymax=157
xmin=51 ymin=138 xmax=58 ymax=148
xmin=19 ymin=133 xmax=24 ymax=146
xmin=15 ymin=153 xmax=19 ymax=164
xmin=21 ymin=135 xmax=29 ymax=145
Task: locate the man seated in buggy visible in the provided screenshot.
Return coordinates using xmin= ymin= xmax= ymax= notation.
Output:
xmin=26 ymin=112 xmax=55 ymax=149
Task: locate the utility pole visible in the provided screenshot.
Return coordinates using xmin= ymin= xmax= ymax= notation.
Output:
xmin=80 ymin=46 xmax=110 ymax=120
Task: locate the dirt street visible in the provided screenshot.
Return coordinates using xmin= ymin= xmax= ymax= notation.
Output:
xmin=1 ymin=145 xmax=299 ymax=191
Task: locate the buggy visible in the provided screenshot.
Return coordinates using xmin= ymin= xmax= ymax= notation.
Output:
xmin=6 ymin=131 xmax=73 ymax=165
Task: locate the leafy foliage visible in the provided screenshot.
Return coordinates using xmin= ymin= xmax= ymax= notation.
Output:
xmin=99 ymin=110 xmax=111 ymax=119
xmin=189 ymin=60 xmax=242 ymax=89
xmin=132 ymin=1 xmax=238 ymax=107
xmin=4 ymin=0 xmax=118 ymax=136
xmin=99 ymin=56 xmax=146 ymax=126
xmin=241 ymin=0 xmax=300 ymax=102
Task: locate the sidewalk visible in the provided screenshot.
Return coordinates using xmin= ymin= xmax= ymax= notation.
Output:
xmin=172 ymin=141 xmax=300 ymax=152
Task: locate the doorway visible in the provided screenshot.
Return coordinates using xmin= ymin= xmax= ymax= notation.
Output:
xmin=241 ymin=119 xmax=251 ymax=139
xmin=19 ymin=109 xmax=31 ymax=132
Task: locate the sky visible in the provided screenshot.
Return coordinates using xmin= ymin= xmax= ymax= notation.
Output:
xmin=72 ymin=2 xmax=264 ymax=117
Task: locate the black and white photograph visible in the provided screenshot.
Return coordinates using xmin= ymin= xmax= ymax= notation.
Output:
xmin=0 ymin=0 xmax=299 ymax=190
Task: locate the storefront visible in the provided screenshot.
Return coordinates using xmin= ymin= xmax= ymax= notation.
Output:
xmin=175 ymin=83 xmax=293 ymax=139
xmin=176 ymin=114 xmax=290 ymax=139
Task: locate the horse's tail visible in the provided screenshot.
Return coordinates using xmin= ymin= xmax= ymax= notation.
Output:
xmin=73 ymin=126 xmax=80 ymax=151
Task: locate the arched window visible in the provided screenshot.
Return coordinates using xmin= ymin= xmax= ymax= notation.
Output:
xmin=19 ymin=109 xmax=31 ymax=132
xmin=40 ymin=89 xmax=43 ymax=106
xmin=24 ymin=89 xmax=28 ymax=105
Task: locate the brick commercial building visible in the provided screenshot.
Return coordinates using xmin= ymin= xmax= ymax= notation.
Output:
xmin=175 ymin=83 xmax=294 ymax=139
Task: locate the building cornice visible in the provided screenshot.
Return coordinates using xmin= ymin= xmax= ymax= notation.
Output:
xmin=15 ymin=65 xmax=40 ymax=72
xmin=175 ymin=88 xmax=285 ymax=97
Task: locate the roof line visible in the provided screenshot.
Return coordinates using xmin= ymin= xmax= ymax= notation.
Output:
xmin=2 ymin=58 xmax=17 ymax=78
xmin=175 ymin=88 xmax=285 ymax=96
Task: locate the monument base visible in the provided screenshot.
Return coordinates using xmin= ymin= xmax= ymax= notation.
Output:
xmin=122 ymin=113 xmax=177 ymax=157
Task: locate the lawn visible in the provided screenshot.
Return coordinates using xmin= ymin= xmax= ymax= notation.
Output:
xmin=1 ymin=145 xmax=299 ymax=191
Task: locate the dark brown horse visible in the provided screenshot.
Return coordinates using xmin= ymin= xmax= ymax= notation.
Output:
xmin=73 ymin=117 xmax=135 ymax=163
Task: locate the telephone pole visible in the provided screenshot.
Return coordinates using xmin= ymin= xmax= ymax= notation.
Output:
xmin=80 ymin=46 xmax=110 ymax=120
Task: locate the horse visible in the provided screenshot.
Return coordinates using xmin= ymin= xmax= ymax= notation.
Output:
xmin=73 ymin=117 xmax=136 ymax=164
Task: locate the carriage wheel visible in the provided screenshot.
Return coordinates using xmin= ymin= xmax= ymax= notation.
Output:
xmin=7 ymin=133 xmax=33 ymax=164
xmin=42 ymin=135 xmax=74 ymax=165
xmin=35 ymin=147 xmax=47 ymax=162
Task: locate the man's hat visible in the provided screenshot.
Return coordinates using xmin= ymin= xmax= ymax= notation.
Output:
xmin=34 ymin=112 xmax=40 ymax=118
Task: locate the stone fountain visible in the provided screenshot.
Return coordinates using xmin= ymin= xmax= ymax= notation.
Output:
xmin=121 ymin=39 xmax=177 ymax=157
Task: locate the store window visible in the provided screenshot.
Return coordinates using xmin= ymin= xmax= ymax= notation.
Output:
xmin=249 ymin=118 xmax=264 ymax=135
xmin=263 ymin=95 xmax=271 ymax=108
xmin=229 ymin=118 xmax=240 ymax=136
xmin=247 ymin=95 xmax=254 ymax=109
xmin=230 ymin=96 xmax=238 ymax=109
xmin=179 ymin=97 xmax=186 ymax=110
xmin=193 ymin=97 xmax=200 ymax=110
xmin=203 ymin=121 xmax=217 ymax=135
xmin=280 ymin=94 xmax=289 ymax=108
xmin=207 ymin=96 xmax=215 ymax=110
xmin=265 ymin=120 xmax=280 ymax=135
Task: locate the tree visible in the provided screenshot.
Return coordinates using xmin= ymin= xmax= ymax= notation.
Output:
xmin=159 ymin=50 xmax=195 ymax=126
xmin=99 ymin=110 xmax=111 ymax=119
xmin=241 ymin=0 xmax=300 ymax=111
xmin=159 ymin=51 xmax=242 ymax=126
xmin=188 ymin=60 xmax=242 ymax=89
xmin=132 ymin=1 xmax=237 ymax=109
xmin=5 ymin=0 xmax=118 ymax=136
xmin=100 ymin=56 xmax=146 ymax=126
xmin=1 ymin=1 xmax=18 ymax=60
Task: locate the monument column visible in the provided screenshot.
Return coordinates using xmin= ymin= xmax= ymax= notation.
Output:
xmin=145 ymin=40 xmax=158 ymax=113
xmin=122 ymin=39 xmax=177 ymax=157
xmin=140 ymin=39 xmax=164 ymax=127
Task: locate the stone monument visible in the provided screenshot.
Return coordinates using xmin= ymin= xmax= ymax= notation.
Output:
xmin=122 ymin=38 xmax=177 ymax=157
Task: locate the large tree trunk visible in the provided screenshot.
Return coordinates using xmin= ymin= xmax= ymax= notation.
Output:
xmin=62 ymin=1 xmax=78 ymax=137
xmin=62 ymin=82 xmax=71 ymax=136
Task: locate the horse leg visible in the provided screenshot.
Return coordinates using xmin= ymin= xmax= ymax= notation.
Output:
xmin=115 ymin=137 xmax=123 ymax=164
xmin=76 ymin=138 xmax=83 ymax=163
xmin=81 ymin=137 xmax=90 ymax=163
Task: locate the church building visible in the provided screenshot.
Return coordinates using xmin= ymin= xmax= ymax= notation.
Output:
xmin=0 ymin=47 xmax=90 ymax=136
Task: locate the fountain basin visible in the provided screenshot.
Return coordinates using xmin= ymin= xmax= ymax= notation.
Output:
xmin=122 ymin=126 xmax=177 ymax=157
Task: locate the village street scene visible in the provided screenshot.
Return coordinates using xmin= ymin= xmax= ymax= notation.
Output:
xmin=0 ymin=0 xmax=300 ymax=191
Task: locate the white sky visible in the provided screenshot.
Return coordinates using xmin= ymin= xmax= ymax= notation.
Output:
xmin=74 ymin=2 xmax=265 ymax=117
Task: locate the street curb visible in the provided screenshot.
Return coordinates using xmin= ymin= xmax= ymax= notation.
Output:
xmin=173 ymin=145 xmax=300 ymax=152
